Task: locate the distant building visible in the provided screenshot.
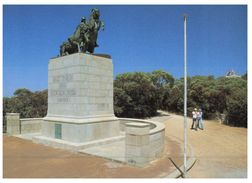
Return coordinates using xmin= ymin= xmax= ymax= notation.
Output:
xmin=225 ymin=70 xmax=241 ymax=78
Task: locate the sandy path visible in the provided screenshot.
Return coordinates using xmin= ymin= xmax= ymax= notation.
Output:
xmin=164 ymin=114 xmax=247 ymax=178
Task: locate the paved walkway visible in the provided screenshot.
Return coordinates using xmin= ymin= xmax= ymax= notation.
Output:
xmin=79 ymin=140 xmax=126 ymax=162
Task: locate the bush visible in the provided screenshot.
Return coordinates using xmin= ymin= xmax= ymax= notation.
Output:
xmin=163 ymin=75 xmax=247 ymax=127
xmin=114 ymin=72 xmax=158 ymax=118
xmin=226 ymin=89 xmax=247 ymax=127
xmin=3 ymin=88 xmax=48 ymax=119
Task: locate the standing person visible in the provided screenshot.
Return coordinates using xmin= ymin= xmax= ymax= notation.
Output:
xmin=191 ymin=108 xmax=197 ymax=130
xmin=198 ymin=109 xmax=204 ymax=130
xmin=196 ymin=109 xmax=201 ymax=130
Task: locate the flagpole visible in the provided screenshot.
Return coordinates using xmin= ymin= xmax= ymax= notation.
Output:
xmin=183 ymin=14 xmax=188 ymax=178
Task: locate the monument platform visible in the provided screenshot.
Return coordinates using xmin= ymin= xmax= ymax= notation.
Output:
xmin=33 ymin=135 xmax=124 ymax=152
xmin=79 ymin=139 xmax=126 ymax=162
xmin=34 ymin=53 xmax=120 ymax=146
xmin=31 ymin=53 xmax=166 ymax=167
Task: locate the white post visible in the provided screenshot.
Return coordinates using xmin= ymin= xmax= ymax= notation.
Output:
xmin=183 ymin=14 xmax=188 ymax=178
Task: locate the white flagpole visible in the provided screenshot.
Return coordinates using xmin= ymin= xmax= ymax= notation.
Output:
xmin=183 ymin=14 xmax=188 ymax=178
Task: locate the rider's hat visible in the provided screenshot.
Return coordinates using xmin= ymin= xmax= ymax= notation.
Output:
xmin=81 ymin=17 xmax=86 ymax=21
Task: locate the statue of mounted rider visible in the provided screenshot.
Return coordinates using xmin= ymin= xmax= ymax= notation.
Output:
xmin=60 ymin=8 xmax=104 ymax=56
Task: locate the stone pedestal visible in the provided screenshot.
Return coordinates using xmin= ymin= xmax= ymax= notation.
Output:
xmin=39 ymin=53 xmax=120 ymax=144
xmin=6 ymin=113 xmax=20 ymax=135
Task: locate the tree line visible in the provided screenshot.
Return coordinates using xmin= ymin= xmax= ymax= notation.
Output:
xmin=114 ymin=70 xmax=247 ymax=127
xmin=3 ymin=70 xmax=247 ymax=131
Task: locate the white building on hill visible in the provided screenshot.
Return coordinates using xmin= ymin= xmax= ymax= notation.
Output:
xmin=225 ymin=70 xmax=241 ymax=78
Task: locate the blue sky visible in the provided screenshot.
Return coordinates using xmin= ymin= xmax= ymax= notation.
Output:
xmin=3 ymin=5 xmax=247 ymax=97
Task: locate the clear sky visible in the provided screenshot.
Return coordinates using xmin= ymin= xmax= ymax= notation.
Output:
xmin=3 ymin=5 xmax=247 ymax=97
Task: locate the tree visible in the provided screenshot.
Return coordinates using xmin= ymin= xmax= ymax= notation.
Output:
xmin=31 ymin=90 xmax=48 ymax=117
xmin=114 ymin=72 xmax=158 ymax=118
xmin=225 ymin=89 xmax=247 ymax=127
xmin=114 ymin=87 xmax=132 ymax=117
xmin=149 ymin=70 xmax=174 ymax=110
xmin=150 ymin=70 xmax=174 ymax=88
xmin=165 ymin=83 xmax=183 ymax=112
xmin=189 ymin=76 xmax=217 ymax=118
xmin=3 ymin=88 xmax=48 ymax=119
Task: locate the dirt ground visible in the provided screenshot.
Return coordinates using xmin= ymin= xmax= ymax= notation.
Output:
xmin=3 ymin=133 xmax=182 ymax=178
xmin=164 ymin=114 xmax=247 ymax=178
xmin=3 ymin=113 xmax=247 ymax=178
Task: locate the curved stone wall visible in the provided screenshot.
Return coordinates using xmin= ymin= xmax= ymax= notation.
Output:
xmin=119 ymin=118 xmax=166 ymax=166
xmin=119 ymin=118 xmax=164 ymax=131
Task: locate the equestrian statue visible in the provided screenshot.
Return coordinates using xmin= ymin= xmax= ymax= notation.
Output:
xmin=60 ymin=8 xmax=104 ymax=56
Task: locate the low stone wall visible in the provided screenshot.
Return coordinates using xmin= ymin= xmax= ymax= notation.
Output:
xmin=6 ymin=113 xmax=20 ymax=135
xmin=119 ymin=118 xmax=165 ymax=167
xmin=20 ymin=118 xmax=43 ymax=134
xmin=5 ymin=113 xmax=43 ymax=135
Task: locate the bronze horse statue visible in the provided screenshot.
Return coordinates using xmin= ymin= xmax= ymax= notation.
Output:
xmin=59 ymin=9 xmax=104 ymax=56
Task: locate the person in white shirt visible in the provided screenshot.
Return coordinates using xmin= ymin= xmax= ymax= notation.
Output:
xmin=191 ymin=108 xmax=198 ymax=130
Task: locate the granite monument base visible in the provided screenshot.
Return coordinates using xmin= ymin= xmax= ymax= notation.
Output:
xmin=33 ymin=53 xmax=121 ymax=149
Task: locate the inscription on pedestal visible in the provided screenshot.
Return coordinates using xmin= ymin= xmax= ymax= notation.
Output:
xmin=50 ymin=74 xmax=76 ymax=103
